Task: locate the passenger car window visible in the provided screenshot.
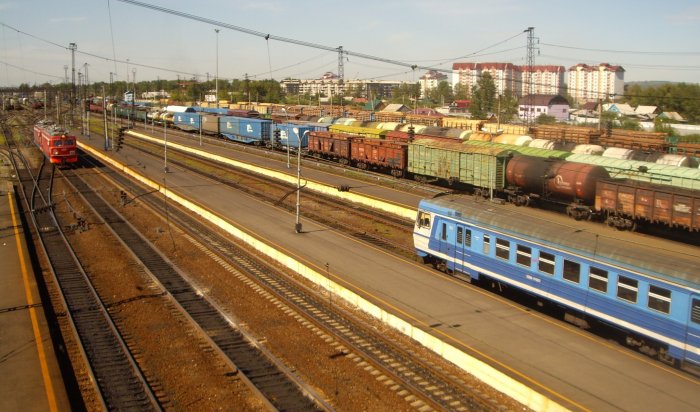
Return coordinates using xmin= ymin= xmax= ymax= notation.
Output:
xmin=588 ymin=267 xmax=608 ymax=293
xmin=495 ymin=238 xmax=509 ymax=260
xmin=516 ymin=245 xmax=531 ymax=267
xmin=617 ymin=276 xmax=638 ymax=303
xmin=538 ymin=251 xmax=555 ymax=275
xmin=563 ymin=260 xmax=580 ymax=283
xmin=483 ymin=234 xmax=490 ymax=255
xmin=647 ymin=285 xmax=671 ymax=314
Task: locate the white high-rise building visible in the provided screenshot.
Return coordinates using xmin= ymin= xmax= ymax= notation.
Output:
xmin=419 ymin=70 xmax=448 ymax=98
xmin=567 ymin=63 xmax=625 ymax=103
xmin=452 ymin=63 xmax=565 ymax=97
xmin=452 ymin=63 xmax=519 ymax=96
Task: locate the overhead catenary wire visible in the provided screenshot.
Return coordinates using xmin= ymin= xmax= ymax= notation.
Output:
xmin=1 ymin=8 xmax=697 ymax=103
xmin=114 ymin=0 xmax=455 ymax=75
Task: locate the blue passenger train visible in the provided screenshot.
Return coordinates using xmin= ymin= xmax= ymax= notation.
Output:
xmin=413 ymin=194 xmax=700 ymax=368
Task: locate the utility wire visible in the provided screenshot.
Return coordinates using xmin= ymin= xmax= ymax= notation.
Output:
xmin=542 ymin=42 xmax=700 ymax=56
xmin=114 ymin=0 xmax=452 ymax=74
xmin=106 ymin=0 xmax=119 ymax=78
xmin=0 ymin=58 xmax=64 ymax=80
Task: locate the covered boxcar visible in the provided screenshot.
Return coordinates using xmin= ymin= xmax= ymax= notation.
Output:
xmin=173 ymin=112 xmax=201 ymax=132
xmin=273 ymin=123 xmax=313 ymax=149
xmin=200 ymin=113 xmax=221 ymax=135
xmin=219 ymin=117 xmax=272 ymax=145
xmin=407 ymin=138 xmax=514 ymax=187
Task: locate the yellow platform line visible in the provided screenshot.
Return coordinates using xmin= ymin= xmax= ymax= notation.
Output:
xmin=8 ymin=192 xmax=58 ymax=412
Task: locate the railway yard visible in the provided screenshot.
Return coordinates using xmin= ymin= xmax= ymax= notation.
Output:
xmin=2 ymin=107 xmax=700 ymax=411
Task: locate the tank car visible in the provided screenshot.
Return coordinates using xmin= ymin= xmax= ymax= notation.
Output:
xmin=504 ymin=155 xmax=610 ymax=214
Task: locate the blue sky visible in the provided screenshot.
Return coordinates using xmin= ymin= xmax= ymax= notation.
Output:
xmin=1 ymin=0 xmax=699 ymax=87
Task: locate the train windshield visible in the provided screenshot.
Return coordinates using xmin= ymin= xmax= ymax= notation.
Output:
xmin=64 ymin=139 xmax=75 ymax=146
xmin=52 ymin=140 xmax=63 ymax=147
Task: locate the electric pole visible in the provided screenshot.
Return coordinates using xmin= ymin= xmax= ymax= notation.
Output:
xmin=69 ymin=43 xmax=77 ymax=126
xmin=525 ymin=27 xmax=537 ymax=127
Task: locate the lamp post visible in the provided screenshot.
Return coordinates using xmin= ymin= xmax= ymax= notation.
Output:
xmin=215 ymin=28 xmax=220 ymax=109
xmin=295 ymin=130 xmax=309 ymax=233
xmin=132 ymin=68 xmax=137 ymax=128
xmin=164 ymin=119 xmax=169 ymax=173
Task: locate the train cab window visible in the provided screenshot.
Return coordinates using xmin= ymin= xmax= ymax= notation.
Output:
xmin=65 ymin=139 xmax=74 ymax=146
xmin=457 ymin=227 xmax=463 ymax=245
xmin=538 ymin=251 xmax=555 ymax=275
xmin=647 ymin=285 xmax=671 ymax=314
xmin=416 ymin=211 xmax=431 ymax=228
xmin=495 ymin=238 xmax=510 ymax=260
xmin=617 ymin=276 xmax=638 ymax=303
xmin=563 ymin=259 xmax=580 ymax=284
xmin=588 ymin=267 xmax=608 ymax=293
xmin=483 ymin=234 xmax=490 ymax=255
xmin=53 ymin=140 xmax=63 ymax=147
xmin=516 ymin=245 xmax=531 ymax=267
xmin=692 ymin=300 xmax=700 ymax=324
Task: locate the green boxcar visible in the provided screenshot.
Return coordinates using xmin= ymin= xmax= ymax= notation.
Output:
xmin=463 ymin=140 xmax=572 ymax=159
xmin=408 ymin=138 xmax=514 ymax=188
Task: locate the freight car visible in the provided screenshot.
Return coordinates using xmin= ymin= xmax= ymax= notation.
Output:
xmin=219 ymin=116 xmax=272 ymax=145
xmin=596 ymin=178 xmax=700 ymax=231
xmin=414 ymin=194 xmax=700 ymax=369
xmin=33 ymin=120 xmax=78 ymax=165
xmin=272 ymin=123 xmax=313 ymax=150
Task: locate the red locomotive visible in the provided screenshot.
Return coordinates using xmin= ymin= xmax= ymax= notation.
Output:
xmin=33 ymin=120 xmax=78 ymax=165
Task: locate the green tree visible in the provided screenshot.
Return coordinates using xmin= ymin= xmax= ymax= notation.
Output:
xmin=428 ymin=81 xmax=454 ymax=105
xmin=390 ymin=83 xmax=420 ymax=105
xmin=453 ymin=83 xmax=469 ymax=100
xmin=469 ymin=72 xmax=496 ymax=119
xmin=498 ymin=89 xmax=519 ymax=123
xmin=619 ymin=117 xmax=642 ymax=131
xmin=535 ymin=114 xmax=557 ymax=125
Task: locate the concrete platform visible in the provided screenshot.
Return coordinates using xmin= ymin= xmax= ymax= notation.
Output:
xmin=0 ymin=183 xmax=71 ymax=412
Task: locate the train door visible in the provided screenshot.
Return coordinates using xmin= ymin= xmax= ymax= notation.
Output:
xmin=454 ymin=225 xmax=472 ymax=275
xmin=437 ymin=220 xmax=455 ymax=271
xmin=685 ymin=295 xmax=700 ymax=366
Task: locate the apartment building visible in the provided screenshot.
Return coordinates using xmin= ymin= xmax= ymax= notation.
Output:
xmin=567 ymin=63 xmax=625 ymax=103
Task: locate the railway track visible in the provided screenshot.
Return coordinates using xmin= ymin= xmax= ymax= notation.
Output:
xmin=2 ymin=118 xmax=161 ymax=411
xmin=60 ymin=162 xmax=330 ymax=411
xmin=125 ymin=136 xmax=417 ymax=257
xmin=77 ymin=143 xmax=512 ymax=410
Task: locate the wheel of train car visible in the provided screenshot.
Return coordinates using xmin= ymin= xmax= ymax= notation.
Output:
xmin=514 ymin=195 xmax=530 ymax=207
xmin=357 ymin=162 xmax=367 ymax=170
xmin=391 ymin=169 xmax=403 ymax=178
xmin=339 ymin=158 xmax=349 ymax=165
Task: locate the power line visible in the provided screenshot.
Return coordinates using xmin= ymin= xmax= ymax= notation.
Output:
xmin=541 ymin=42 xmax=700 ymax=56
xmin=0 ymin=58 xmax=64 ymax=80
xmin=114 ymin=0 xmax=454 ymax=75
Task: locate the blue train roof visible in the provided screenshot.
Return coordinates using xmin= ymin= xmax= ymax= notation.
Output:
xmin=420 ymin=195 xmax=700 ymax=289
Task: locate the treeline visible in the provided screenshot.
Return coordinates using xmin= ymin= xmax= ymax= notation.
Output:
xmin=624 ymin=83 xmax=700 ymax=123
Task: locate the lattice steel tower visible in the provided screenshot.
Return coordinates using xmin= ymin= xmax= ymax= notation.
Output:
xmin=525 ymin=27 xmax=536 ymax=126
